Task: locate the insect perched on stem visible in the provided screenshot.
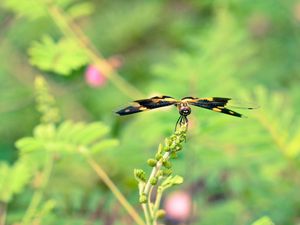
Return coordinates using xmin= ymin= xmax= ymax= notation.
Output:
xmin=116 ymin=96 xmax=255 ymax=130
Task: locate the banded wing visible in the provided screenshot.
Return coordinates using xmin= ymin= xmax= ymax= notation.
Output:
xmin=116 ymin=96 xmax=177 ymax=115
xmin=184 ymin=97 xmax=254 ymax=118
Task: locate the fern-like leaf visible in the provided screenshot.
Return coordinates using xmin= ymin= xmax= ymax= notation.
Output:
xmin=66 ymin=2 xmax=94 ymax=19
xmin=16 ymin=121 xmax=119 ymax=156
xmin=28 ymin=36 xmax=89 ymax=75
xmin=0 ymin=161 xmax=33 ymax=202
xmin=90 ymin=139 xmax=119 ymax=154
xmin=252 ymin=86 xmax=300 ymax=158
xmin=251 ymin=217 xmax=275 ymax=225
xmin=1 ymin=0 xmax=73 ymax=20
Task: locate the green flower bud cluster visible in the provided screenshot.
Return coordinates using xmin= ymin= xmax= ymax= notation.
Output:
xmin=140 ymin=125 xmax=187 ymax=186
xmin=134 ymin=169 xmax=146 ymax=182
xmin=34 ymin=76 xmax=60 ymax=124
xmin=139 ymin=194 xmax=147 ymax=204
xmin=165 ymin=128 xmax=186 ymax=153
xmin=134 ymin=123 xmax=187 ymax=223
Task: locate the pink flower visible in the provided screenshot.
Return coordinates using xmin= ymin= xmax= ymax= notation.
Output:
xmin=85 ymin=65 xmax=107 ymax=87
xmin=84 ymin=56 xmax=122 ymax=88
xmin=164 ymin=191 xmax=192 ymax=222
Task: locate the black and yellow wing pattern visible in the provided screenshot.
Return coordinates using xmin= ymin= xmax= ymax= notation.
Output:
xmin=183 ymin=97 xmax=252 ymax=117
xmin=116 ymin=96 xmax=177 ymax=115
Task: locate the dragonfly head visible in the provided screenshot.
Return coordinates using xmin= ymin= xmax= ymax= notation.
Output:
xmin=178 ymin=103 xmax=191 ymax=116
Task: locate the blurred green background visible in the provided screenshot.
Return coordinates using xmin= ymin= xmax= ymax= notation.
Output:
xmin=1 ymin=0 xmax=300 ymax=225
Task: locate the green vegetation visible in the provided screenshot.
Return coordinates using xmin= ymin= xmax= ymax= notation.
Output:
xmin=1 ymin=0 xmax=300 ymax=224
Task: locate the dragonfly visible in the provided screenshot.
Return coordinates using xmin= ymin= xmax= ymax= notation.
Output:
xmin=116 ymin=96 xmax=255 ymax=130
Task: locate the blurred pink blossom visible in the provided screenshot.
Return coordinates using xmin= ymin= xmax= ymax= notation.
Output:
xmin=84 ymin=56 xmax=122 ymax=88
xmin=164 ymin=191 xmax=192 ymax=222
xmin=85 ymin=65 xmax=107 ymax=87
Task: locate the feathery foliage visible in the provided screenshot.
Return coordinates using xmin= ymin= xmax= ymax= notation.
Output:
xmin=1 ymin=0 xmax=299 ymax=224
xmin=29 ymin=36 xmax=89 ymax=75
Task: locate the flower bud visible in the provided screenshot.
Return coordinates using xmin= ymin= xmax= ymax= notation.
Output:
xmin=147 ymin=158 xmax=157 ymax=167
xmin=162 ymin=169 xmax=172 ymax=176
xmin=134 ymin=169 xmax=146 ymax=182
xmin=157 ymin=170 xmax=164 ymax=177
xmin=156 ymin=209 xmax=166 ymax=219
xmin=150 ymin=177 xmax=158 ymax=185
xmin=170 ymin=152 xmax=178 ymax=159
xmin=163 ymin=160 xmax=172 ymax=169
xmin=139 ymin=194 xmax=147 ymax=204
xmin=164 ymin=146 xmax=170 ymax=152
xmin=175 ymin=144 xmax=182 ymax=152
xmin=155 ymin=153 xmax=163 ymax=160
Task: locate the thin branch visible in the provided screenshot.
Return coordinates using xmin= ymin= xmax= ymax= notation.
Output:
xmin=0 ymin=202 xmax=7 ymax=225
xmin=83 ymin=153 xmax=146 ymax=225
xmin=46 ymin=3 xmax=143 ymax=99
xmin=141 ymin=204 xmax=151 ymax=225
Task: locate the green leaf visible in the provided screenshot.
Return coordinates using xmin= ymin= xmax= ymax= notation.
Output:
xmin=160 ymin=175 xmax=184 ymax=190
xmin=170 ymin=175 xmax=184 ymax=185
xmin=15 ymin=137 xmax=43 ymax=153
xmin=251 ymin=217 xmax=275 ymax=225
xmin=1 ymin=0 xmax=73 ymax=20
xmin=62 ymin=122 xmax=86 ymax=142
xmin=56 ymin=120 xmax=74 ymax=139
xmin=35 ymin=199 xmax=56 ymax=220
xmin=1 ymin=0 xmax=46 ymax=20
xmin=67 ymin=2 xmax=94 ymax=19
xmin=16 ymin=121 xmax=118 ymax=156
xmin=28 ymin=36 xmax=89 ymax=75
xmin=34 ymin=124 xmax=56 ymax=140
xmin=72 ymin=122 xmax=110 ymax=145
xmin=0 ymin=161 xmax=33 ymax=202
xmin=286 ymin=130 xmax=300 ymax=157
xmin=90 ymin=139 xmax=119 ymax=154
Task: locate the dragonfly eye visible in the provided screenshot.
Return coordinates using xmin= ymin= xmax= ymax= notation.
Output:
xmin=179 ymin=106 xmax=191 ymax=116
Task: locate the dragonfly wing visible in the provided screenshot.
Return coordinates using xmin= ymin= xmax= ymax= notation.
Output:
xmin=116 ymin=96 xmax=177 ymax=116
xmin=116 ymin=104 xmax=148 ymax=115
xmin=186 ymin=97 xmax=244 ymax=118
xmin=135 ymin=95 xmax=177 ymax=108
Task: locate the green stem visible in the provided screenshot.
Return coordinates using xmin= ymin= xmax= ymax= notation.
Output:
xmin=140 ymin=124 xmax=187 ymax=225
xmin=142 ymin=152 xmax=170 ymax=225
xmin=0 ymin=202 xmax=6 ymax=225
xmin=46 ymin=4 xmax=143 ymax=99
xmin=141 ymin=203 xmax=151 ymax=225
xmin=153 ymin=188 xmax=163 ymax=220
xmin=148 ymin=185 xmax=154 ymax=217
xmin=83 ymin=153 xmax=146 ymax=225
xmin=21 ymin=156 xmax=53 ymax=225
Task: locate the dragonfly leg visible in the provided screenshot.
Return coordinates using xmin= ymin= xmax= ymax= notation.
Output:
xmin=175 ymin=115 xmax=188 ymax=132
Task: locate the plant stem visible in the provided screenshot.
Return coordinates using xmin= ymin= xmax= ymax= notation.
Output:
xmin=148 ymin=185 xmax=154 ymax=217
xmin=46 ymin=3 xmax=143 ymax=99
xmin=84 ymin=154 xmax=146 ymax=225
xmin=21 ymin=156 xmax=53 ymax=225
xmin=141 ymin=203 xmax=151 ymax=225
xmin=0 ymin=202 xmax=6 ymax=225
xmin=141 ymin=151 xmax=170 ymax=225
xmin=139 ymin=124 xmax=187 ymax=225
xmin=153 ymin=188 xmax=163 ymax=220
